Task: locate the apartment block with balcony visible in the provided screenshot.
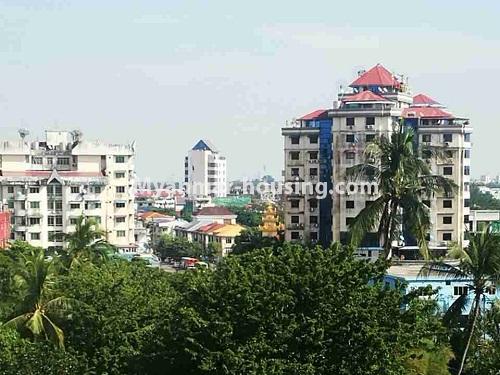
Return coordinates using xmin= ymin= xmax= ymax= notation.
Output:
xmin=282 ymin=111 xmax=332 ymax=246
xmin=0 ymin=130 xmax=136 ymax=251
xmin=281 ymin=64 xmax=472 ymax=251
xmin=185 ymin=139 xmax=227 ymax=198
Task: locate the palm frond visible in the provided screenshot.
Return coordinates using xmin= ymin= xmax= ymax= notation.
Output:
xmin=443 ymin=292 xmax=470 ymax=325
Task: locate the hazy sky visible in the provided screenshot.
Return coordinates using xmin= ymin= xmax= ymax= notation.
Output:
xmin=1 ymin=0 xmax=499 ymax=181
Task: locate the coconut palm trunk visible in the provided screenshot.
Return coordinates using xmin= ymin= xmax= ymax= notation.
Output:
xmin=457 ymin=291 xmax=482 ymax=375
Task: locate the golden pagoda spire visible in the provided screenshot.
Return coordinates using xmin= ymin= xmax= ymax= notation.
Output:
xmin=259 ymin=202 xmax=283 ymax=238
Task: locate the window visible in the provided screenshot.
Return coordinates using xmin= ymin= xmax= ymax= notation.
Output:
xmin=29 ymin=187 xmax=39 ymax=194
xmin=443 ymin=167 xmax=453 ymax=175
xmin=116 ymin=186 xmax=126 ymax=193
xmin=309 ymin=199 xmax=318 ymax=209
xmin=29 ymin=218 xmax=40 ymax=225
xmin=291 ymin=232 xmax=300 ymax=240
xmin=310 ymin=216 xmax=318 ymax=224
xmin=32 ymin=157 xmax=42 ymax=165
xmin=30 ymin=233 xmax=40 ymax=240
xmin=443 ymin=216 xmax=453 ymax=224
xmin=464 ymin=133 xmax=471 ymax=142
xmin=30 ymin=202 xmax=40 ymax=209
xmin=422 ymin=149 xmax=432 ymax=159
xmin=48 ymin=216 xmax=54 ymax=226
xmin=291 ymin=200 xmax=300 ymax=208
xmin=290 ymin=168 xmax=299 ymax=177
xmin=70 ymin=218 xmax=78 ymax=225
xmin=115 ymin=216 xmax=126 ymax=223
xmin=422 ymin=134 xmax=431 ymax=143
xmin=71 ymin=186 xmax=80 ymax=194
xmin=55 ymin=201 xmax=62 ymax=210
xmin=346 ymin=134 xmax=355 ymax=143
xmin=365 ymin=134 xmax=375 ymax=142
xmin=309 ymin=151 xmax=318 ymax=160
xmin=93 ymin=186 xmax=101 ymax=194
xmin=309 ymin=168 xmax=318 ymax=176
xmin=7 ymin=186 xmax=14 ymax=194
xmin=365 ymin=117 xmax=375 ymax=126
xmin=464 ymin=199 xmax=470 ymax=208
xmin=346 ymin=200 xmax=355 ymax=209
xmin=56 ymin=216 xmax=63 ymax=226
xmin=443 ymin=200 xmax=452 ymax=208
xmin=116 ymin=230 xmax=126 ymax=237
xmin=346 ymin=152 xmax=355 ymax=160
xmin=464 ymin=166 xmax=470 ymax=175
xmin=464 ymin=215 xmax=469 ymax=223
xmin=115 ymin=202 xmax=126 ymax=208
xmin=70 ymin=203 xmax=80 ymax=210
xmin=486 ymin=285 xmax=496 ymax=295
xmin=445 ymin=150 xmax=453 ymax=158
xmin=464 ymin=150 xmax=471 ymax=159
xmin=85 ymin=202 xmax=101 ymax=210
xmin=346 ymin=217 xmax=355 ymax=227
xmin=290 ymin=136 xmax=300 ymax=145
xmin=454 ymin=286 xmax=468 ymax=296
xmin=290 ymin=151 xmax=300 ymax=160
xmin=115 ymin=156 xmax=126 ymax=163
xmin=7 ymin=201 xmax=14 ymax=209
xmin=115 ymin=172 xmax=125 ymax=178
xmin=291 ymin=216 xmax=299 ymax=224
xmin=46 ymin=157 xmax=53 ymax=165
xmin=346 ymin=117 xmax=355 ymax=126
xmin=57 ymin=157 xmax=70 ymax=165
xmin=309 ymin=135 xmax=318 ymax=144
xmin=443 ymin=134 xmax=453 ymax=142
xmin=310 ymin=232 xmax=318 ymax=241
xmin=442 ymin=233 xmax=452 ymax=241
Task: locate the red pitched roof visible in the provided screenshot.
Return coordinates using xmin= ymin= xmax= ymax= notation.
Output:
xmin=193 ymin=206 xmax=235 ymax=216
xmin=198 ymin=223 xmax=225 ymax=233
xmin=413 ymin=93 xmax=440 ymax=106
xmin=298 ymin=109 xmax=328 ymax=121
xmin=350 ymin=64 xmax=399 ymax=87
xmin=342 ymin=90 xmax=389 ymax=102
xmin=403 ymin=107 xmax=454 ymax=119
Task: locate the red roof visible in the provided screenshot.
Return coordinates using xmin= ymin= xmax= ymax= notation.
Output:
xmin=413 ymin=94 xmax=440 ymax=106
xmin=350 ymin=64 xmax=399 ymax=87
xmin=198 ymin=223 xmax=225 ymax=233
xmin=342 ymin=90 xmax=389 ymax=102
xmin=193 ymin=206 xmax=235 ymax=216
xmin=298 ymin=109 xmax=328 ymax=121
xmin=403 ymin=107 xmax=454 ymax=119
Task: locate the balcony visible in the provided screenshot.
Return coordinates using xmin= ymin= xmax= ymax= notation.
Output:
xmin=14 ymin=224 xmax=26 ymax=232
xmin=27 ymin=209 xmax=42 ymax=217
xmin=287 ymin=159 xmax=304 ymax=166
xmin=287 ymin=223 xmax=305 ymax=230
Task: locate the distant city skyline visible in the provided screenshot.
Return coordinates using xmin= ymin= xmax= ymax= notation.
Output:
xmin=1 ymin=1 xmax=499 ymax=180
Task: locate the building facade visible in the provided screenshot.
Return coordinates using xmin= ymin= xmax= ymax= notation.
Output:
xmin=0 ymin=130 xmax=136 ymax=251
xmin=282 ymin=64 xmax=472 ymax=250
xmin=184 ymin=139 xmax=227 ymax=198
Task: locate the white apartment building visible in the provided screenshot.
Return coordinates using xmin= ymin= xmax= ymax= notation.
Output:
xmin=184 ymin=139 xmax=227 ymax=198
xmin=0 ymin=130 xmax=136 ymax=251
xmin=282 ymin=64 xmax=472 ymax=251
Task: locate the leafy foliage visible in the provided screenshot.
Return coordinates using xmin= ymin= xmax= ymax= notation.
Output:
xmin=470 ymin=184 xmax=500 ymax=210
xmin=156 ymin=234 xmax=203 ymax=260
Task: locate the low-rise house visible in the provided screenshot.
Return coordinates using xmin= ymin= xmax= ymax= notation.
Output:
xmin=384 ymin=263 xmax=499 ymax=313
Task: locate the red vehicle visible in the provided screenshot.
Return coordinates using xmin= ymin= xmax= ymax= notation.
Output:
xmin=180 ymin=257 xmax=198 ymax=269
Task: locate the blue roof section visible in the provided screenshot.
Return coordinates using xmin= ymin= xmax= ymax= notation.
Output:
xmin=192 ymin=139 xmax=218 ymax=152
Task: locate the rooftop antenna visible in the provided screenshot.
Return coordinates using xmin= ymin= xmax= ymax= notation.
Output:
xmin=18 ymin=128 xmax=29 ymax=141
xmin=71 ymin=129 xmax=82 ymax=143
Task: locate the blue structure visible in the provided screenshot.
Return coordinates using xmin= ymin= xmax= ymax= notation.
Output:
xmin=384 ymin=264 xmax=499 ymax=313
xmin=300 ymin=111 xmax=333 ymax=247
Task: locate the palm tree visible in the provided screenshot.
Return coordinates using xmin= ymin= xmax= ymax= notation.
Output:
xmin=63 ymin=215 xmax=115 ymax=266
xmin=421 ymin=225 xmax=500 ymax=375
xmin=3 ymin=248 xmax=74 ymax=348
xmin=346 ymin=122 xmax=455 ymax=259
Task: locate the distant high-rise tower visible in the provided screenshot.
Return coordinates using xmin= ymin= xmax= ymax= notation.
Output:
xmin=185 ymin=140 xmax=227 ymax=198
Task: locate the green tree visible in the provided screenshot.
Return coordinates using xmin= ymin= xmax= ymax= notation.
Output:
xmin=231 ymin=227 xmax=281 ymax=255
xmin=346 ymin=123 xmax=455 ymax=259
xmin=2 ymin=248 xmax=75 ymax=349
xmin=58 ymin=260 xmax=177 ymax=374
xmin=0 ymin=326 xmax=89 ymax=374
xmin=470 ymin=184 xmax=500 ymax=210
xmin=156 ymin=234 xmax=202 ymax=260
xmin=227 ymin=205 xmax=262 ymax=227
xmin=422 ymin=225 xmax=500 ymax=375
xmin=151 ymin=243 xmax=443 ymax=374
xmin=62 ymin=215 xmax=115 ymax=266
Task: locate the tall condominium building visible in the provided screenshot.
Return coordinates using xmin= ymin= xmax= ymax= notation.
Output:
xmin=0 ymin=130 xmax=136 ymax=251
xmin=184 ymin=139 xmax=227 ymax=198
xmin=282 ymin=64 xmax=472 ymax=251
